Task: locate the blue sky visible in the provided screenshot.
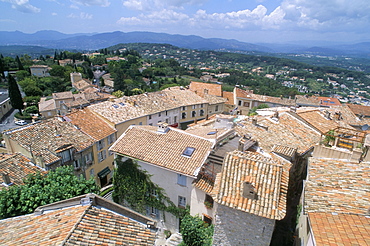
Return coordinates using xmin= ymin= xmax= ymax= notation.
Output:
xmin=0 ymin=0 xmax=369 ymax=43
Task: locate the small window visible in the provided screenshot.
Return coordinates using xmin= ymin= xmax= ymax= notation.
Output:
xmin=149 ymin=123 xmax=153 ymax=126
xmin=182 ymin=106 xmax=186 ymax=111
xmin=174 ymin=116 xmax=177 ymax=123
xmin=215 ymin=105 xmax=219 ymax=111
xmin=238 ymin=100 xmax=242 ymax=106
xmin=178 ymin=196 xmax=186 ymax=208
xmin=182 ymin=147 xmax=195 ymax=157
xmin=192 ymin=105 xmax=196 ymax=109
xmin=139 ymin=122 xmax=143 ymax=125
xmin=165 ymin=111 xmax=168 ymax=116
xmin=89 ymin=168 xmax=95 ymax=177
xmin=200 ymin=104 xmax=204 ymax=108
xmin=98 ymin=150 xmax=107 ymax=162
xmin=182 ymin=112 xmax=186 ymax=119
xmin=200 ymin=109 xmax=204 ymax=116
xmin=74 ymin=159 xmax=81 ymax=169
xmin=149 ymin=115 xmax=152 ymax=120
xmin=192 ymin=111 xmax=196 ymax=117
xmin=177 ymin=174 xmax=187 ymax=186
xmin=159 ymin=112 xmax=161 ymax=117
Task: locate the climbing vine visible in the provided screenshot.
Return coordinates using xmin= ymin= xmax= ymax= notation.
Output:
xmin=112 ymin=158 xmax=188 ymax=219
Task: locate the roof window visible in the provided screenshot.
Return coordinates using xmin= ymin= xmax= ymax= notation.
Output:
xmin=182 ymin=147 xmax=195 ymax=157
xmin=112 ymin=104 xmax=119 ymax=109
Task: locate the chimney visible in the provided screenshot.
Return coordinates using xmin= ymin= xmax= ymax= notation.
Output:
xmin=157 ymin=122 xmax=169 ymax=133
xmin=252 ymin=118 xmax=257 ymax=126
xmin=2 ymin=173 xmax=11 ymax=185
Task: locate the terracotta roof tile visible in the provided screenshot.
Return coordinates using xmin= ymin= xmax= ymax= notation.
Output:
xmin=189 ymin=81 xmax=222 ymax=97
xmin=0 ymin=204 xmax=156 ymax=245
xmin=52 ymin=91 xmax=73 ymax=100
xmin=309 ymin=213 xmax=370 ymax=246
xmin=317 ymin=97 xmax=341 ymax=106
xmin=305 ymin=157 xmax=370 ymax=215
xmin=222 ymin=91 xmax=234 ymax=105
xmin=213 ymin=150 xmax=290 ymax=220
xmin=297 ymin=109 xmax=354 ymax=134
xmin=38 ymin=98 xmax=56 ymax=111
xmin=236 ymin=112 xmax=320 ymax=154
xmin=89 ymin=87 xmax=208 ymax=124
xmin=110 ymin=125 xmax=213 ymax=176
xmin=64 ymin=108 xmax=116 ymax=141
xmin=4 ymin=118 xmax=95 ymax=166
xmin=0 ymin=153 xmax=45 ymax=189
xmin=347 ymin=103 xmax=370 ymax=117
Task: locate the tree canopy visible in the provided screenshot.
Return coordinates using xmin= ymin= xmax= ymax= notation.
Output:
xmin=8 ymin=74 xmax=24 ymax=114
xmin=180 ymin=214 xmax=214 ymax=246
xmin=0 ymin=166 xmax=99 ymax=219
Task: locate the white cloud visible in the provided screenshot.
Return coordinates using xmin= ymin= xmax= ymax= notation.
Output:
xmin=70 ymin=0 xmax=110 ymax=7
xmin=0 ymin=0 xmax=40 ymax=13
xmin=51 ymin=12 xmax=57 ymax=16
xmin=117 ymin=0 xmax=370 ymax=35
xmin=122 ymin=0 xmax=206 ymax=11
xmin=67 ymin=12 xmax=93 ymax=19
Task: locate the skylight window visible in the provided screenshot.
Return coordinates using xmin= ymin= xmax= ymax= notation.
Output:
xmin=207 ymin=131 xmax=217 ymax=135
xmin=119 ymin=102 xmax=125 ymax=106
xmin=112 ymin=104 xmax=119 ymax=109
xmin=182 ymin=147 xmax=195 ymax=157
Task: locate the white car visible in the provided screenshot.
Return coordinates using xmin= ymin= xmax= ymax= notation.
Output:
xmin=15 ymin=120 xmax=27 ymax=126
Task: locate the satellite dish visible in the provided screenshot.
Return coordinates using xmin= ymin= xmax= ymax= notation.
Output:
xmin=361 ymin=124 xmax=369 ymax=131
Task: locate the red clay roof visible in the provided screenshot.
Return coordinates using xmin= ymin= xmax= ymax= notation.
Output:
xmin=189 ymin=81 xmax=222 ymax=97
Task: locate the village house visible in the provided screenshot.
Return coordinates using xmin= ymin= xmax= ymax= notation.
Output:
xmin=38 ymin=91 xmax=113 ymax=119
xmin=0 ymin=193 xmax=157 ymax=245
xmin=211 ymin=150 xmax=291 ymax=246
xmin=296 ymin=157 xmax=370 ymax=245
xmin=0 ymin=153 xmax=45 ymax=190
xmin=88 ymin=86 xmax=226 ymax=137
xmin=0 ymin=93 xmax=12 ymax=122
xmin=64 ymin=108 xmax=117 ymax=187
xmin=109 ymin=123 xmax=214 ymax=232
xmin=2 ymin=118 xmax=95 ymax=178
xmin=29 ymin=65 xmax=50 ymax=77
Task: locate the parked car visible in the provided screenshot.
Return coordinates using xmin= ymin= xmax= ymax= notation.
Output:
xmin=15 ymin=120 xmax=27 ymax=126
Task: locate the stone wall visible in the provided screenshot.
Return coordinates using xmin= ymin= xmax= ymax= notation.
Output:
xmin=212 ymin=204 xmax=275 ymax=246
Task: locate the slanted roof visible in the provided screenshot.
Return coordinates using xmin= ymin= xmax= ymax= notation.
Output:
xmin=0 ymin=153 xmax=45 ymax=189
xmin=222 ymin=91 xmax=234 ymax=105
xmin=0 ymin=194 xmax=156 ymax=245
xmin=347 ymin=103 xmax=370 ymax=117
xmin=110 ymin=125 xmax=213 ymax=177
xmin=189 ymin=81 xmax=222 ymax=97
xmin=305 ymin=157 xmax=370 ymax=215
xmin=4 ymin=118 xmax=95 ymax=166
xmin=72 ymin=78 xmax=93 ymax=91
xmin=203 ymin=94 xmax=227 ymax=105
xmin=308 ymin=212 xmax=370 ymax=246
xmin=295 ymin=95 xmax=321 ymax=107
xmin=38 ymin=98 xmax=56 ymax=112
xmin=213 ymin=150 xmax=290 ymax=220
xmin=52 ymin=91 xmax=73 ymax=100
xmin=317 ymin=96 xmax=341 ymax=106
xmin=297 ymin=109 xmax=353 ymax=134
xmin=236 ymin=112 xmax=321 ymax=155
xmin=88 ymin=87 xmax=208 ymax=125
xmin=65 ymin=108 xmax=116 ymax=141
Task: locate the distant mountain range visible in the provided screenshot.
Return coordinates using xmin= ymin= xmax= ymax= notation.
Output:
xmin=0 ymin=30 xmax=370 ymax=58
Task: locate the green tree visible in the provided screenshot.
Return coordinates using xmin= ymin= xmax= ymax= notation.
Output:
xmin=15 ymin=55 xmax=24 ymax=70
xmin=112 ymin=90 xmax=124 ymax=98
xmin=0 ymin=166 xmax=99 ymax=219
xmin=8 ymin=74 xmax=24 ymax=115
xmin=23 ymin=85 xmax=43 ymax=97
xmin=180 ymin=214 xmax=214 ymax=246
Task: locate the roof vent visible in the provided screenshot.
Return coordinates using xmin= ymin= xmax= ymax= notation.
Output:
xmin=157 ymin=122 xmax=169 ymax=133
xmin=2 ymin=173 xmax=12 ymax=186
xmin=242 ymin=182 xmax=258 ymax=200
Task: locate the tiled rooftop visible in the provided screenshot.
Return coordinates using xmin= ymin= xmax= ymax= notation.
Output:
xmin=203 ymin=94 xmax=227 ymax=105
xmin=89 ymin=87 xmax=208 ymax=124
xmin=4 ymin=118 xmax=95 ymax=166
xmin=52 ymin=91 xmax=73 ymax=100
xmin=0 ymin=153 xmax=45 ymax=189
xmin=234 ymin=88 xmax=295 ymax=106
xmin=110 ymin=125 xmax=213 ymax=176
xmin=72 ymin=78 xmax=93 ymax=91
xmin=212 ymin=150 xmax=290 ymax=220
xmin=295 ymin=95 xmax=321 ymax=106
xmin=38 ymin=98 xmax=56 ymax=111
xmin=317 ymin=96 xmax=341 ymax=106
xmin=308 ymin=212 xmax=370 ymax=246
xmin=189 ymin=81 xmax=222 ymax=97
xmin=347 ymin=103 xmax=370 ymax=117
xmin=0 ymin=201 xmax=156 ymax=245
xmin=304 ymin=157 xmax=370 ymax=215
xmin=222 ymin=91 xmax=234 ymax=105
xmin=236 ymin=112 xmax=321 ymax=154
xmin=64 ymin=108 xmax=116 ymax=141
xmin=297 ymin=109 xmax=354 ymax=134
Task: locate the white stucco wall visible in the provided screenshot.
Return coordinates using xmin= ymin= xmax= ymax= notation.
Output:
xmin=190 ymin=187 xmax=216 ymax=223
xmin=147 ymin=108 xmax=180 ymax=126
xmin=137 ymin=160 xmax=195 ymax=232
